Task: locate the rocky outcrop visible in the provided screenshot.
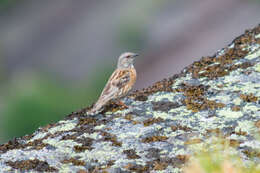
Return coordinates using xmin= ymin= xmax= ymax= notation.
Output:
xmin=0 ymin=25 xmax=260 ymax=173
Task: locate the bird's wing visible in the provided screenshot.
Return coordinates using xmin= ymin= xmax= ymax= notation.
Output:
xmin=97 ymin=69 xmax=131 ymax=103
xmin=111 ymin=69 xmax=131 ymax=89
xmin=88 ymin=69 xmax=132 ymax=114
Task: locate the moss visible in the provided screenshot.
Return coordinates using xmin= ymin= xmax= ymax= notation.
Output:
xmin=103 ymin=101 xmax=128 ymax=113
xmin=130 ymin=78 xmax=176 ymax=101
xmin=124 ymin=113 xmax=133 ymax=121
xmin=123 ymin=113 xmax=142 ymax=125
xmin=153 ymin=161 xmax=168 ymax=170
xmin=171 ymin=125 xmax=192 ymax=132
xmin=6 ymin=159 xmax=57 ymax=172
xmin=175 ymin=84 xmax=225 ymax=112
xmin=61 ymin=158 xmax=85 ymax=166
xmin=123 ymin=149 xmax=141 ymax=159
xmin=206 ymin=128 xmax=221 ymax=135
xmin=231 ymin=106 xmax=241 ymax=111
xmin=124 ymin=163 xmax=149 ymax=172
xmin=100 ymin=131 xmax=122 ymax=147
xmin=78 ymin=117 xmax=98 ymax=126
xmin=134 ymin=95 xmax=148 ymax=101
xmin=74 ymin=145 xmax=93 ymax=152
xmin=186 ymin=48 xmax=250 ymax=79
xmin=0 ymin=138 xmax=25 ymax=154
xmin=26 ymin=139 xmax=48 ymax=150
xmin=233 ymin=130 xmax=247 ymax=136
xmin=242 ymin=149 xmax=260 ymax=158
xmin=255 ymin=120 xmax=260 ymax=129
xmin=240 ymin=93 xmax=258 ymax=102
xmin=143 ymin=117 xmax=164 ymax=126
xmin=225 ymin=139 xmax=241 ymax=148
xmin=185 ymin=139 xmax=202 ymax=145
xmin=141 ymin=136 xmax=168 ymax=143
xmin=0 ymin=133 xmax=54 ymax=154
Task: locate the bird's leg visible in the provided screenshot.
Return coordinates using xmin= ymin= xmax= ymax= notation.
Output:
xmin=116 ymin=100 xmax=128 ymax=109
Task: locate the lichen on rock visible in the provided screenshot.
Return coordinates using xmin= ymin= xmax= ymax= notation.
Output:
xmin=0 ymin=24 xmax=260 ymax=172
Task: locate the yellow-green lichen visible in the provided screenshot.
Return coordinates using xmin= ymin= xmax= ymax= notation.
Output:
xmin=78 ymin=132 xmax=100 ymax=140
xmin=152 ymin=111 xmax=173 ymax=120
xmin=164 ymin=127 xmax=173 ymax=133
xmin=154 ymin=125 xmax=164 ymax=131
xmin=245 ymin=47 xmax=260 ymax=60
xmin=28 ymin=156 xmax=36 ymax=160
xmin=49 ymin=121 xmax=77 ymax=134
xmin=28 ymin=132 xmax=48 ymax=142
xmin=235 ymin=120 xmax=256 ymax=134
xmin=256 ymin=33 xmax=260 ymax=39
xmin=148 ymin=92 xmax=177 ymax=102
xmin=58 ymin=118 xmax=77 ymax=124
xmin=171 ymin=167 xmax=181 ymax=173
xmin=240 ymin=140 xmax=260 ymax=150
xmin=208 ymin=95 xmax=231 ymax=105
xmin=94 ymin=124 xmax=106 ymax=130
xmin=186 ymin=142 xmax=205 ymax=152
xmin=253 ymin=63 xmax=260 ymax=73
xmin=109 ymin=108 xmax=131 ymax=115
xmin=243 ymin=104 xmax=259 ymax=116
xmin=233 ymin=97 xmax=242 ymax=105
xmin=60 ymin=164 xmax=84 ymax=172
xmin=172 ymin=74 xmax=193 ymax=89
xmin=117 ymin=130 xmax=143 ymax=140
xmin=169 ymin=106 xmax=193 ymax=120
xmin=219 ymin=81 xmax=260 ymax=97
xmin=222 ymin=70 xmax=243 ymax=84
xmin=173 ymin=148 xmax=188 ymax=156
xmin=133 ymin=160 xmax=147 ymax=167
xmin=217 ymin=108 xmax=243 ymax=119
xmin=228 ymin=134 xmax=246 ymax=141
xmin=193 ymin=117 xmax=222 ymax=132
xmin=43 ymin=138 xmax=78 ymax=149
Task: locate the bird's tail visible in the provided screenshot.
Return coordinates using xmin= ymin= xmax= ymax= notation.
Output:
xmin=87 ymin=99 xmax=106 ymax=115
xmin=87 ymin=90 xmax=115 ymax=115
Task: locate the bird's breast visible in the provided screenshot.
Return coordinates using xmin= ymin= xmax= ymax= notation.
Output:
xmin=129 ymin=68 xmax=137 ymax=87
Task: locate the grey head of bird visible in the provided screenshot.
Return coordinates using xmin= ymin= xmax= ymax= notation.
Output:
xmin=117 ymin=52 xmax=139 ymax=69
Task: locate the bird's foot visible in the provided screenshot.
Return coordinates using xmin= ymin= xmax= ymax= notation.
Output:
xmin=116 ymin=100 xmax=129 ymax=109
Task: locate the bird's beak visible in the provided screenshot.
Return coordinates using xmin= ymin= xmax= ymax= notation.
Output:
xmin=132 ymin=53 xmax=139 ymax=58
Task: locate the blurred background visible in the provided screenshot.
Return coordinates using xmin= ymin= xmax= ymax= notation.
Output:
xmin=0 ymin=0 xmax=260 ymax=144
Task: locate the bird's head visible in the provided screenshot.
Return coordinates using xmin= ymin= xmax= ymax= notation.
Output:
xmin=117 ymin=52 xmax=138 ymax=69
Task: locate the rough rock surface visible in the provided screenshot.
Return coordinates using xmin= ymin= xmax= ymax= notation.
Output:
xmin=1 ymin=25 xmax=260 ymax=173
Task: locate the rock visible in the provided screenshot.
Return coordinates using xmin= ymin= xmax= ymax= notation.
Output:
xmin=0 ymin=24 xmax=260 ymax=173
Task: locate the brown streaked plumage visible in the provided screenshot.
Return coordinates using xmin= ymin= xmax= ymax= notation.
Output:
xmin=87 ymin=52 xmax=138 ymax=114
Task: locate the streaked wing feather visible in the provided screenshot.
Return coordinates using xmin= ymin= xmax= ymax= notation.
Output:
xmin=97 ymin=69 xmax=130 ymax=103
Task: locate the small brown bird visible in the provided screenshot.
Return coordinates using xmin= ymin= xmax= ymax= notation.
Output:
xmin=87 ymin=52 xmax=138 ymax=114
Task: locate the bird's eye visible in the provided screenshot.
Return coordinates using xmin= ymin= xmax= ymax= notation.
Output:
xmin=126 ymin=55 xmax=131 ymax=58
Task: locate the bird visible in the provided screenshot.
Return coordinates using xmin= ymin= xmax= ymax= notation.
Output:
xmin=87 ymin=52 xmax=138 ymax=115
